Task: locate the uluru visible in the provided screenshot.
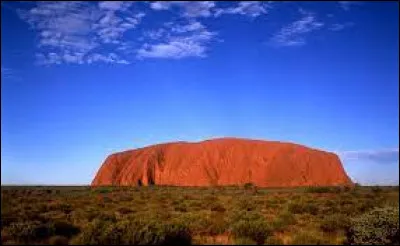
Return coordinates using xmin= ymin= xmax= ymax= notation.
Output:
xmin=92 ymin=138 xmax=353 ymax=187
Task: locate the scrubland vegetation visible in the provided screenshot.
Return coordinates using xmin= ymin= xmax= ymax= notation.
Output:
xmin=1 ymin=185 xmax=399 ymax=245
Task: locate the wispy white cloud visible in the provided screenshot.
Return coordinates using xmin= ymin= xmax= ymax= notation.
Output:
xmin=338 ymin=148 xmax=399 ymax=165
xmin=35 ymin=52 xmax=62 ymax=65
xmin=87 ymin=53 xmax=129 ymax=64
xmin=1 ymin=67 xmax=20 ymax=80
xmin=270 ymin=10 xmax=324 ymax=47
xmin=149 ymin=1 xmax=172 ymax=11
xmin=338 ymin=1 xmax=360 ymax=11
xmin=214 ymin=1 xmax=271 ymax=18
xmin=1 ymin=67 xmax=13 ymax=76
xmin=98 ymin=1 xmax=126 ymax=11
xmin=171 ymin=21 xmax=205 ymax=33
xmin=137 ymin=20 xmax=217 ymax=59
xmin=12 ymin=1 xmax=359 ymax=63
xmin=93 ymin=11 xmax=145 ymax=45
xmin=149 ymin=1 xmax=216 ymax=18
xmin=329 ymin=22 xmax=354 ymax=31
xmin=141 ymin=28 xmax=167 ymax=41
xmin=16 ymin=1 xmax=144 ymax=65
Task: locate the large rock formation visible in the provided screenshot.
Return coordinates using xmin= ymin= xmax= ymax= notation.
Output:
xmin=91 ymin=138 xmax=353 ymax=187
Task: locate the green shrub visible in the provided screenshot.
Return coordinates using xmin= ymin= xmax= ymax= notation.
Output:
xmin=121 ymin=219 xmax=191 ymax=245
xmin=175 ymin=203 xmax=188 ymax=213
xmin=230 ymin=214 xmax=272 ymax=245
xmin=207 ymin=212 xmax=228 ymax=235
xmin=96 ymin=187 xmax=112 ymax=194
xmin=291 ymin=230 xmax=328 ymax=245
xmin=321 ymin=200 xmax=341 ymax=215
xmin=203 ymin=195 xmax=218 ymax=208
xmin=346 ymin=206 xmax=399 ymax=245
xmin=234 ymin=237 xmax=257 ymax=245
xmin=48 ymin=235 xmax=69 ymax=245
xmin=172 ymin=199 xmax=184 ymax=206
xmin=371 ymin=186 xmax=383 ymax=194
xmin=49 ymin=202 xmax=73 ymax=214
xmin=320 ymin=214 xmax=350 ymax=233
xmin=363 ymin=192 xmax=375 ymax=199
xmin=236 ymin=197 xmax=256 ymax=212
xmin=305 ymin=186 xmax=336 ymax=193
xmin=187 ymin=200 xmax=202 ymax=208
xmin=264 ymin=236 xmax=284 ymax=245
xmin=71 ymin=216 xmax=192 ymax=245
xmin=8 ymin=221 xmax=55 ymax=243
xmin=51 ymin=220 xmax=80 ymax=238
xmin=354 ymin=200 xmax=376 ymax=214
xmin=118 ymin=194 xmax=133 ymax=202
xmin=244 ymin=183 xmax=254 ymax=190
xmin=342 ymin=186 xmax=352 ymax=192
xmin=175 ymin=212 xmax=210 ymax=233
xmin=339 ymin=198 xmax=356 ymax=206
xmin=37 ymin=203 xmax=48 ymax=213
xmin=91 ymin=212 xmax=116 ymax=223
xmin=228 ymin=210 xmax=260 ymax=224
xmin=18 ymin=209 xmax=48 ymax=222
xmin=69 ymin=218 xmax=114 ymax=244
xmin=117 ymin=207 xmax=133 ymax=215
xmin=183 ymin=194 xmax=194 ymax=200
xmin=1 ymin=212 xmax=17 ymax=227
xmin=287 ymin=201 xmax=318 ymax=215
xmin=271 ymin=210 xmax=296 ymax=232
xmin=287 ymin=201 xmax=303 ymax=214
xmin=210 ymin=203 xmax=226 ymax=213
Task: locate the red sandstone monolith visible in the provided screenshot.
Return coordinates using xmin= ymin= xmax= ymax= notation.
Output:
xmin=91 ymin=138 xmax=353 ymax=187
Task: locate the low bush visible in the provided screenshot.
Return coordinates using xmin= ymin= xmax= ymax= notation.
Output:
xmin=305 ymin=186 xmax=340 ymax=193
xmin=203 ymin=195 xmax=218 ymax=208
xmin=264 ymin=236 xmax=284 ymax=245
xmin=236 ymin=197 xmax=256 ymax=212
xmin=69 ymin=218 xmax=113 ymax=244
xmin=291 ymin=230 xmax=328 ymax=245
xmin=8 ymin=221 xmax=55 ymax=243
xmin=234 ymin=237 xmax=257 ymax=245
xmin=271 ymin=210 xmax=296 ymax=232
xmin=51 ymin=220 xmax=80 ymax=238
xmin=230 ymin=213 xmax=272 ymax=245
xmin=175 ymin=203 xmax=188 ymax=213
xmin=1 ymin=213 xmax=17 ymax=228
xmin=187 ymin=200 xmax=203 ymax=209
xmin=371 ymin=186 xmax=383 ymax=194
xmin=353 ymin=200 xmax=376 ymax=214
xmin=346 ymin=206 xmax=399 ymax=245
xmin=244 ymin=183 xmax=254 ymax=190
xmin=210 ymin=203 xmax=226 ymax=213
xmin=71 ymin=216 xmax=192 ymax=245
xmin=116 ymin=207 xmax=133 ymax=215
xmin=96 ymin=187 xmax=112 ymax=194
xmin=287 ymin=201 xmax=318 ymax=215
xmin=207 ymin=212 xmax=228 ymax=235
xmin=320 ymin=214 xmax=350 ymax=233
xmin=49 ymin=202 xmax=73 ymax=214
xmin=175 ymin=212 xmax=210 ymax=233
xmin=48 ymin=235 xmax=69 ymax=245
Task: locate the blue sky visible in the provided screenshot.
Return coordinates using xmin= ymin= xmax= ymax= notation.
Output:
xmin=1 ymin=1 xmax=399 ymax=185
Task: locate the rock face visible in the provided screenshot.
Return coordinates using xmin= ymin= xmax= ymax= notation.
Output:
xmin=91 ymin=138 xmax=353 ymax=187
